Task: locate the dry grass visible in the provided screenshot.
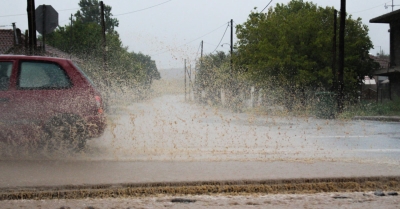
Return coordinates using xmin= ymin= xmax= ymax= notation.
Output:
xmin=1 ymin=177 xmax=399 ymax=200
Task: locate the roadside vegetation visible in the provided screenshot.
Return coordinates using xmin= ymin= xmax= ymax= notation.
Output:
xmin=45 ymin=0 xmax=160 ymax=103
xmin=339 ymin=98 xmax=400 ymax=119
xmin=195 ymin=0 xmax=381 ymax=116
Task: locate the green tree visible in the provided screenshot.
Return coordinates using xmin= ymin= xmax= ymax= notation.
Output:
xmin=197 ymin=51 xmax=230 ymax=89
xmin=235 ymin=0 xmax=379 ymax=105
xmin=74 ymin=0 xmax=119 ymax=33
xmin=196 ymin=51 xmax=235 ymax=103
xmin=47 ymin=20 xmax=104 ymax=56
xmin=46 ymin=1 xmax=160 ymax=94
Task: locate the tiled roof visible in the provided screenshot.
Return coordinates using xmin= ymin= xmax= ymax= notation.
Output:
xmin=37 ymin=40 xmax=78 ymax=60
xmin=0 ymin=29 xmax=14 ymax=54
xmin=0 ymin=29 xmax=79 ymax=61
xmin=370 ymin=9 xmax=400 ymax=23
xmin=369 ymin=54 xmax=390 ymax=69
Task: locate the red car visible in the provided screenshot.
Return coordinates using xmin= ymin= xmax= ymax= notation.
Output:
xmin=0 ymin=55 xmax=106 ymax=150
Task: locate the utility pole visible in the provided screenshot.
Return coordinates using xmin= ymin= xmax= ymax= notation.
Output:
xmin=42 ymin=4 xmax=46 ymax=52
xmin=338 ymin=0 xmax=346 ymax=113
xmin=24 ymin=30 xmax=28 ymax=54
xmin=12 ymin=23 xmax=18 ymax=45
xmin=230 ymin=19 xmax=233 ymax=75
xmin=100 ymin=1 xmax=107 ymax=71
xmin=332 ymin=10 xmax=337 ymax=92
xmin=70 ymin=14 xmax=73 ymax=54
xmin=189 ymin=64 xmax=192 ymax=100
xmin=184 ymin=59 xmax=187 ymax=102
xmin=200 ymin=40 xmax=203 ymax=60
xmin=200 ymin=40 xmax=203 ymax=72
xmin=27 ymin=0 xmax=37 ymax=55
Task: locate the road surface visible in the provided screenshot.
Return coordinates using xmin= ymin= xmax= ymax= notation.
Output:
xmin=0 ymin=95 xmax=399 ymax=189
xmin=3 ymin=192 xmax=400 ymax=209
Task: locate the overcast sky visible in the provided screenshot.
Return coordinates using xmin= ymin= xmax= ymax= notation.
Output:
xmin=0 ymin=0 xmax=397 ymax=69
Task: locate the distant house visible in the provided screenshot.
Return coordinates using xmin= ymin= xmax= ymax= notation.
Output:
xmin=0 ymin=28 xmax=77 ymax=60
xmin=0 ymin=29 xmax=24 ymax=54
xmin=369 ymin=54 xmax=390 ymax=70
xmin=361 ymin=75 xmax=377 ymax=100
xmin=364 ymin=55 xmax=391 ymax=101
xmin=370 ymin=9 xmax=400 ymax=100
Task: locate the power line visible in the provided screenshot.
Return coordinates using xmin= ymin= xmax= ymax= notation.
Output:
xmin=58 ymin=8 xmax=80 ymax=12
xmin=203 ymin=41 xmax=217 ymax=47
xmin=0 ymin=5 xmax=97 ymax=18
xmin=195 ymin=41 xmax=202 ymax=59
xmin=0 ymin=1 xmax=168 ymax=18
xmin=210 ymin=22 xmax=230 ymax=54
xmin=260 ymin=0 xmax=273 ymax=13
xmin=0 ymin=13 xmax=25 ymax=18
xmin=114 ymin=0 xmax=172 ymax=16
xmin=59 ymin=19 xmax=70 ymax=24
xmin=151 ymin=22 xmax=228 ymax=56
xmin=351 ymin=1 xmax=391 ymax=14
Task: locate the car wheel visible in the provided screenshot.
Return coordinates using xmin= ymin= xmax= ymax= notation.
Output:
xmin=42 ymin=114 xmax=87 ymax=152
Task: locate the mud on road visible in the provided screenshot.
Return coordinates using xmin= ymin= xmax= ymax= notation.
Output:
xmin=2 ymin=94 xmax=400 ymax=164
xmin=84 ymin=94 xmax=400 ymax=164
xmin=2 ymin=192 xmax=400 ymax=209
xmin=1 ymin=94 xmax=400 ymax=208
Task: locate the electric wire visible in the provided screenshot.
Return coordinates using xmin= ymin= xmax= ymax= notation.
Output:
xmin=151 ymin=22 xmax=228 ymax=56
xmin=0 ymin=1 xmax=169 ymax=26
xmin=210 ymin=22 xmax=229 ymax=54
xmin=351 ymin=1 xmax=391 ymax=13
xmin=114 ymin=0 xmax=172 ymax=16
xmin=59 ymin=4 xmax=98 ymax=12
xmin=260 ymin=0 xmax=273 ymax=13
xmin=195 ymin=41 xmax=202 ymax=59
xmin=0 ymin=13 xmax=25 ymax=18
xmin=0 ymin=5 xmax=97 ymax=18
xmin=203 ymin=41 xmax=217 ymax=46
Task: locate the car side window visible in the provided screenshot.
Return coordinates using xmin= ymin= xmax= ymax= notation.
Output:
xmin=18 ymin=61 xmax=71 ymax=89
xmin=0 ymin=62 xmax=12 ymax=91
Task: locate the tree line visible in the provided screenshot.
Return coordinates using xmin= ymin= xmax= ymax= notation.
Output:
xmin=46 ymin=0 xmax=160 ymax=93
xmin=196 ymin=0 xmax=380 ymax=110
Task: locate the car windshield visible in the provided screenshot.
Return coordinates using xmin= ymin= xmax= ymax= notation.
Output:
xmin=1 ymin=0 xmax=400 ymax=208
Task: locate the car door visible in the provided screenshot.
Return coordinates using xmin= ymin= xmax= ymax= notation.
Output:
xmin=0 ymin=59 xmax=75 ymax=142
xmin=13 ymin=60 xmax=74 ymax=122
xmin=0 ymin=60 xmax=16 ymax=141
xmin=0 ymin=61 xmax=14 ymax=124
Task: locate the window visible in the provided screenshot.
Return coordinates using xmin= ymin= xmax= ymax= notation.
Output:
xmin=0 ymin=62 xmax=12 ymax=91
xmin=18 ymin=61 xmax=71 ymax=89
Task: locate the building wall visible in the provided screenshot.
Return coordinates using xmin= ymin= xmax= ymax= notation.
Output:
xmin=390 ymin=21 xmax=400 ymax=67
xmin=391 ymin=73 xmax=400 ymax=99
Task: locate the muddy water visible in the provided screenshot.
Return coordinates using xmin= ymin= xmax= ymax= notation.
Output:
xmin=1 ymin=93 xmax=400 ymax=189
xmin=74 ymin=94 xmax=400 ymax=165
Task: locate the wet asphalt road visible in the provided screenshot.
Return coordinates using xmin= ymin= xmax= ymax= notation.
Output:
xmin=0 ymin=95 xmax=399 ymax=188
xmin=89 ymin=95 xmax=400 ymax=163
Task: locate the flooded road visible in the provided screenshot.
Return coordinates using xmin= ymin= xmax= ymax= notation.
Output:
xmin=88 ymin=94 xmax=400 ymax=164
xmin=0 ymin=94 xmax=400 ymax=188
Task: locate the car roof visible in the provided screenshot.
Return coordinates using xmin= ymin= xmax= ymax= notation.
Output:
xmin=0 ymin=55 xmax=71 ymax=62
